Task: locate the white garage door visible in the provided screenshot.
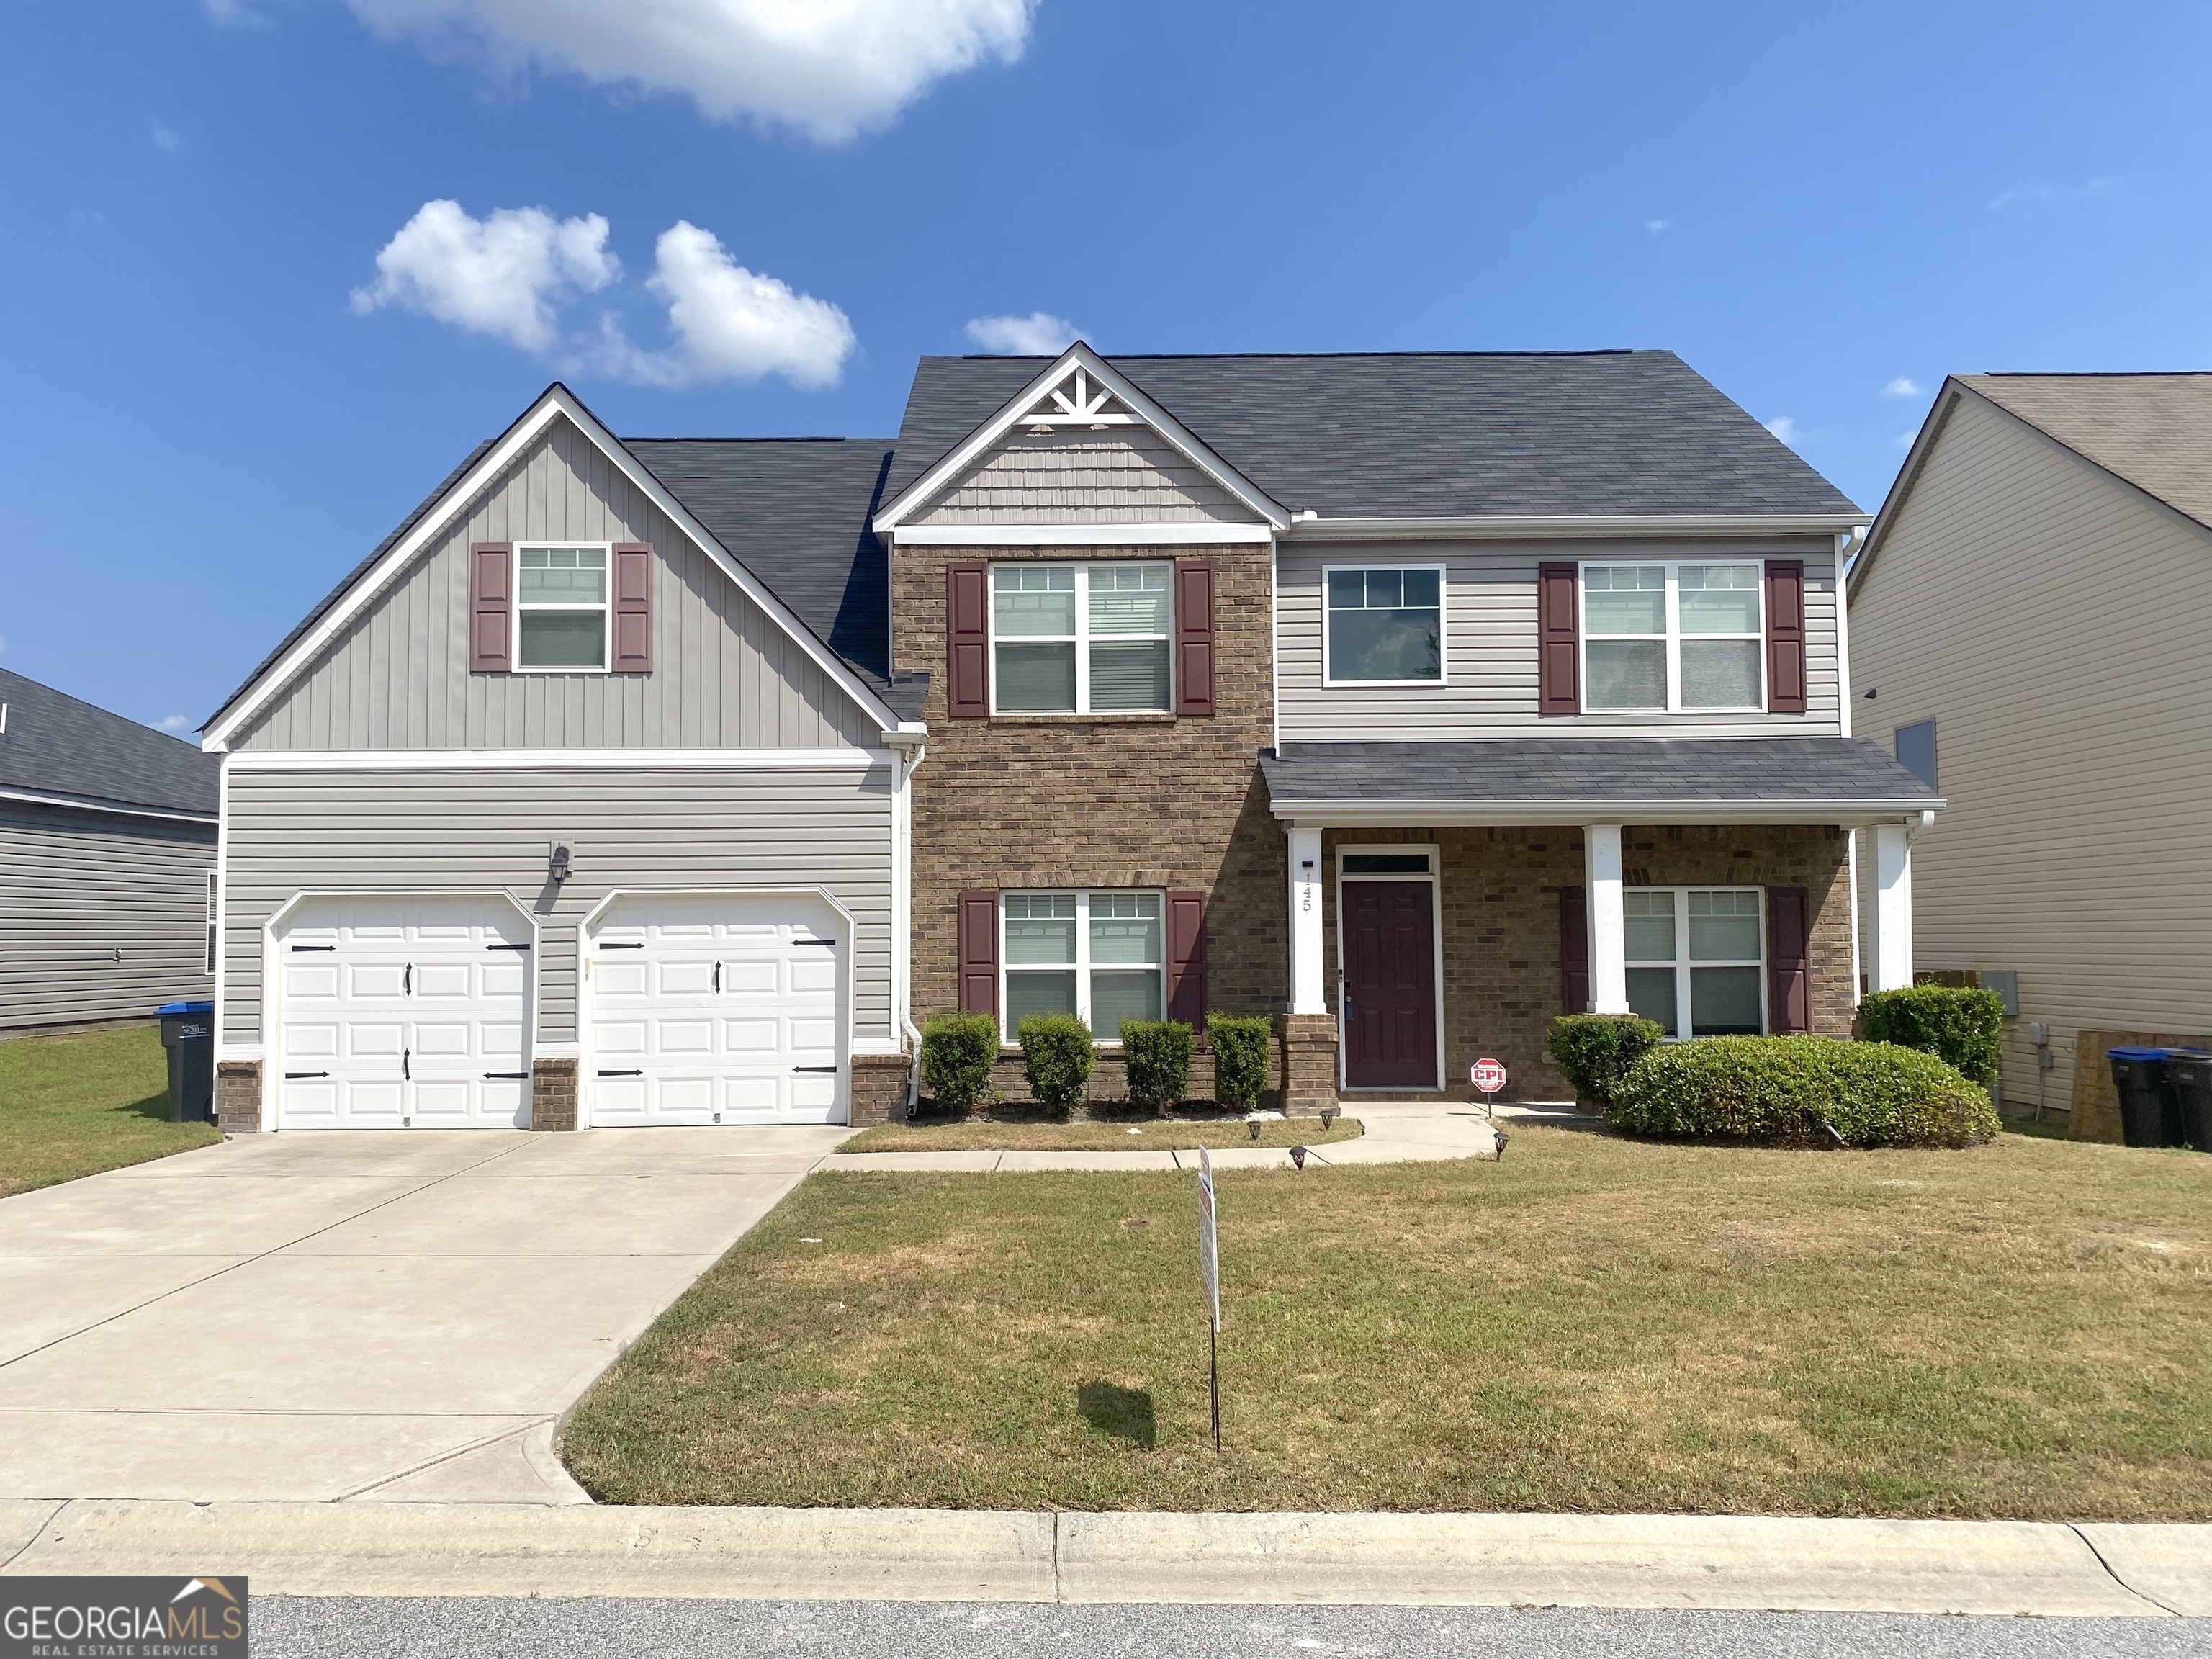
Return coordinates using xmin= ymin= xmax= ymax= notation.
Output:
xmin=275 ymin=896 xmax=533 ymax=1130
xmin=588 ymin=894 xmax=845 ymax=1126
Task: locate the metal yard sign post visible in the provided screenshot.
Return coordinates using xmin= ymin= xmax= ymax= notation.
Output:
xmin=1197 ymin=1145 xmax=1221 ymax=1452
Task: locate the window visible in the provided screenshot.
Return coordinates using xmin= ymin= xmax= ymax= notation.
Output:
xmin=1894 ymin=720 xmax=1938 ymax=790
xmin=992 ymin=563 xmax=1171 ymax=713
xmin=1623 ymin=888 xmax=1765 ymax=1038
xmin=204 ymin=873 xmax=217 ymax=975
xmin=1583 ymin=562 xmax=1763 ymax=712
xmin=1326 ymin=567 xmax=1444 ymax=683
xmin=516 ymin=546 xmax=609 ymax=670
xmin=1002 ymin=891 xmax=1164 ymax=1038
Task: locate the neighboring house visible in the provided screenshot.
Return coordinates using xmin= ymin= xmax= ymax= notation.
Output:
xmin=0 ymin=667 xmax=218 ymax=1033
xmin=207 ymin=346 xmax=1940 ymax=1135
xmin=1848 ymin=372 xmax=2212 ymax=1136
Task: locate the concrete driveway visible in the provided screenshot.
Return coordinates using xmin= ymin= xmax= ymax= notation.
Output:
xmin=0 ymin=1126 xmax=848 ymax=1504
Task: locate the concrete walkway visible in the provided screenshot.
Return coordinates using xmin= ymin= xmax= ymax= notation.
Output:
xmin=0 ymin=1126 xmax=847 ymax=1506
xmin=1 ymin=1501 xmax=2205 ymax=1617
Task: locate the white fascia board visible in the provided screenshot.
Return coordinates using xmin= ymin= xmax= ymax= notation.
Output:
xmin=225 ymin=747 xmax=890 ymax=771
xmin=872 ymin=343 xmax=1289 ymax=533
xmin=891 ymin=523 xmax=1274 ymax=547
xmin=205 ymin=384 xmax=902 ymax=750
xmin=1271 ymin=797 xmax=1944 ymax=827
xmin=0 ymin=787 xmax=216 ymax=825
xmin=1286 ymin=513 xmax=1871 ymax=542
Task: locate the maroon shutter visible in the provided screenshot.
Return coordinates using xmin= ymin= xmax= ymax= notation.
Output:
xmin=1166 ymin=891 xmax=1208 ymax=1025
xmin=1765 ymin=559 xmax=1807 ymax=714
xmin=1767 ymin=886 xmax=1810 ymax=1033
xmin=957 ymin=890 xmax=999 ymax=1019
xmin=469 ymin=543 xmax=513 ymax=674
xmin=1537 ymin=561 xmax=1579 ymax=715
xmin=1559 ymin=885 xmax=1590 ymax=1015
xmin=1174 ymin=562 xmax=1216 ymax=717
xmin=947 ymin=563 xmax=988 ymax=718
xmin=611 ymin=543 xmax=653 ymax=673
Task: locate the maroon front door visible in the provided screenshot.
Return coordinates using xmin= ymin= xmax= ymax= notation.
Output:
xmin=1341 ymin=881 xmax=1438 ymax=1089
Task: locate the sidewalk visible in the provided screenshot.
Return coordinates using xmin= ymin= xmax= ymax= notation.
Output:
xmin=2 ymin=1500 xmax=2204 ymax=1616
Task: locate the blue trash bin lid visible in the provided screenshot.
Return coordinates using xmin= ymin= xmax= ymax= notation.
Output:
xmin=2107 ymin=1046 xmax=2174 ymax=1061
xmin=155 ymin=1001 xmax=215 ymax=1017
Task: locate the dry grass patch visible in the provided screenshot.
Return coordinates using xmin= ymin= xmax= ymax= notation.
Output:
xmin=0 ymin=1027 xmax=221 ymax=1197
xmin=840 ymin=1113 xmax=1361 ymax=1154
xmin=563 ymin=1125 xmax=2212 ymax=1518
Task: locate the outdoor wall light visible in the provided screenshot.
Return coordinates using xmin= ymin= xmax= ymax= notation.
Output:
xmin=548 ymin=843 xmax=572 ymax=885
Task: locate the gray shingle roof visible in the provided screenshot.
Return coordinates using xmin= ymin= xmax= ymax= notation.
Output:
xmin=1960 ymin=372 xmax=2212 ymax=532
xmin=0 ymin=667 xmax=218 ymax=817
xmin=1261 ymin=738 xmax=1940 ymax=810
xmin=887 ymin=351 xmax=1860 ymax=519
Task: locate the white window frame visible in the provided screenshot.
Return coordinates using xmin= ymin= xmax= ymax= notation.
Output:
xmin=1623 ymin=885 xmax=1768 ymax=1040
xmin=1321 ymin=562 xmax=1449 ymax=688
xmin=513 ymin=542 xmax=614 ymax=675
xmin=1332 ymin=843 xmax=1446 ymax=1092
xmin=1578 ymin=560 xmax=1765 ymax=714
xmin=999 ymin=889 xmax=1167 ymax=1045
xmin=987 ymin=562 xmax=1174 ymax=716
xmin=204 ymin=871 xmax=217 ymax=975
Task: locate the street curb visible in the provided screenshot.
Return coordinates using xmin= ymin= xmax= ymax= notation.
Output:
xmin=2 ymin=1501 xmax=2203 ymax=1614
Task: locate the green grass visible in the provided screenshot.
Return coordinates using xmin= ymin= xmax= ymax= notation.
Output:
xmin=840 ymin=1115 xmax=1362 ymax=1153
xmin=564 ymin=1124 xmax=2212 ymax=1519
xmin=0 ymin=1027 xmax=222 ymax=1197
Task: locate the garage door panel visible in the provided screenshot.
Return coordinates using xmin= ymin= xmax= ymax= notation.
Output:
xmin=286 ymin=963 xmax=340 ymax=1000
xmin=788 ymin=957 xmax=837 ymax=994
xmin=284 ymin=1022 xmax=338 ymax=1060
xmin=722 ymin=963 xmax=778 ymax=997
xmin=597 ymin=961 xmax=649 ymax=997
xmin=724 ymin=1019 xmax=778 ymax=1056
xmin=479 ymin=1022 xmax=526 ymax=1062
xmin=595 ymin=1022 xmax=647 ymax=1058
xmin=656 ymin=961 xmax=716 ymax=996
xmin=347 ymin=1023 xmax=404 ymax=1059
xmin=413 ymin=962 xmax=473 ymax=999
xmin=788 ymin=1017 xmax=836 ymax=1053
xmin=481 ymin=961 xmax=528 ymax=998
xmin=346 ymin=963 xmax=408 ymax=999
xmin=791 ymin=1074 xmax=837 ymax=1112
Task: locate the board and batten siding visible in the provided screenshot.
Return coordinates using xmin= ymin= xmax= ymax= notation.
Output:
xmin=1276 ymin=536 xmax=1843 ymax=740
xmin=912 ymin=427 xmax=1262 ymax=526
xmin=1851 ymin=390 xmax=2212 ymax=1117
xmin=0 ymin=802 xmax=215 ymax=1030
xmin=221 ymin=764 xmax=894 ymax=1051
xmin=233 ymin=415 xmax=877 ymax=752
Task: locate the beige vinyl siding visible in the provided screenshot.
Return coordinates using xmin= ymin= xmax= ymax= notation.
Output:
xmin=1850 ymin=390 xmax=2212 ymax=1114
xmin=1277 ymin=536 xmax=1842 ymax=739
xmin=220 ymin=763 xmax=894 ymax=1051
xmin=234 ymin=415 xmax=876 ymax=751
xmin=913 ymin=427 xmax=1262 ymax=525
xmin=0 ymin=802 xmax=215 ymax=1030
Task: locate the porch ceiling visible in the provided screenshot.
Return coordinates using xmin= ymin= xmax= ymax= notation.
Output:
xmin=1260 ymin=737 xmax=1944 ymax=828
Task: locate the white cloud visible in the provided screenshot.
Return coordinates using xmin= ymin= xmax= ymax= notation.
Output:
xmin=68 ymin=208 xmax=104 ymax=229
xmin=351 ymin=200 xmax=619 ymax=352
xmin=341 ymin=0 xmax=1035 ymax=142
xmin=202 ymin=0 xmax=269 ymax=25
xmin=154 ymin=714 xmax=193 ymax=735
xmin=1763 ymin=415 xmax=1803 ymax=447
xmin=1987 ymin=176 xmax=2121 ymax=211
xmin=1644 ymin=218 xmax=1671 ymax=234
xmin=1894 ymin=429 xmax=1919 ymax=449
xmin=1882 ymin=376 xmax=1920 ymax=397
xmin=964 ymin=311 xmax=1078 ymax=354
xmin=602 ymin=221 xmax=855 ymax=389
xmin=150 ymin=118 xmax=184 ymax=153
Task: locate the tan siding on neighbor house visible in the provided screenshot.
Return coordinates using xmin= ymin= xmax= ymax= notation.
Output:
xmin=912 ymin=427 xmax=1262 ymax=525
xmin=233 ymin=415 xmax=877 ymax=751
xmin=1850 ymin=389 xmax=2212 ymax=1117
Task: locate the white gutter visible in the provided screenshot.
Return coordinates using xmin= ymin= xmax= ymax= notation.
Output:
xmin=0 ymin=786 xmax=217 ymax=826
xmin=1282 ymin=513 xmax=1869 ymax=542
xmin=1270 ymin=797 xmax=1944 ymax=829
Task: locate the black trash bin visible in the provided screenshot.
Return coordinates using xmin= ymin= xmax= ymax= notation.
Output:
xmin=2106 ymin=1046 xmax=2182 ymax=1148
xmin=156 ymin=1000 xmax=215 ymax=1124
xmin=2163 ymin=1048 xmax=2212 ymax=1154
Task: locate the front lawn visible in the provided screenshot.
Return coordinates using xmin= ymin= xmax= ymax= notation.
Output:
xmin=0 ymin=1026 xmax=222 ymax=1198
xmin=840 ymin=1115 xmax=1362 ymax=1154
xmin=564 ymin=1125 xmax=2212 ymax=1519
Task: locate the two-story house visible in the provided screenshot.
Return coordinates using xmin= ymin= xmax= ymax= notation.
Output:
xmin=204 ymin=346 xmax=1939 ymax=1136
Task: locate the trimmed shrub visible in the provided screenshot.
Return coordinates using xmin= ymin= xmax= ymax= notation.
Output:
xmin=1017 ymin=1013 xmax=1094 ymax=1110
xmin=1208 ymin=1012 xmax=1273 ymax=1111
xmin=1121 ymin=1019 xmax=1195 ymax=1112
xmin=1546 ymin=1013 xmax=1665 ymax=1107
xmin=918 ymin=1012 xmax=997 ymax=1113
xmin=1859 ymin=984 xmax=2005 ymax=1084
xmin=1608 ymin=1035 xmax=2001 ymax=1148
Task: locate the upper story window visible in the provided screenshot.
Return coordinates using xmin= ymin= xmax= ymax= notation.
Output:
xmin=1583 ymin=562 xmax=1762 ymax=712
xmin=1894 ymin=719 xmax=1937 ymax=789
xmin=1002 ymin=890 xmax=1164 ymax=1038
xmin=517 ymin=545 xmax=608 ymax=670
xmin=1326 ymin=566 xmax=1444 ymax=684
xmin=992 ymin=562 xmax=1171 ymax=714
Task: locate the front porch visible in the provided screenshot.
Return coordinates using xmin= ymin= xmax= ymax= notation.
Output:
xmin=1259 ymin=739 xmax=1945 ymax=1107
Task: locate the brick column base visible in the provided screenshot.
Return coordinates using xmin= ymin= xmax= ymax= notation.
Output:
xmin=531 ymin=1058 xmax=580 ymax=1131
xmin=215 ymin=1060 xmax=263 ymax=1134
xmin=849 ymin=1052 xmax=913 ymax=1126
xmin=1279 ymin=1013 xmax=1339 ymax=1113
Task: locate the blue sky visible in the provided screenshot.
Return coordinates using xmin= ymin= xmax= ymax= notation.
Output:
xmin=5 ymin=1 xmax=2208 ymax=733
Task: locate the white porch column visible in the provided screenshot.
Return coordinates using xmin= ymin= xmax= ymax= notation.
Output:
xmin=1872 ymin=822 xmax=1915 ymax=991
xmin=1585 ymin=823 xmax=1631 ymax=1015
xmin=1288 ymin=824 xmax=1327 ymax=1015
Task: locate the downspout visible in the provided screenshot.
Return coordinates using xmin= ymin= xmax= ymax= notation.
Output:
xmin=889 ymin=730 xmax=930 ymax=1116
xmin=1835 ymin=527 xmax=1864 ymax=1010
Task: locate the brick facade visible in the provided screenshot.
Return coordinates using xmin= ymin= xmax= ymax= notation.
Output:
xmin=215 ymin=1059 xmax=261 ymax=1134
xmin=530 ymin=1057 xmax=579 ymax=1131
xmin=850 ymin=1051 xmax=913 ymax=1125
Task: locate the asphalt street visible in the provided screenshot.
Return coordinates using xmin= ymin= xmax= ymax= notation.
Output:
xmin=253 ymin=1599 xmax=2203 ymax=1658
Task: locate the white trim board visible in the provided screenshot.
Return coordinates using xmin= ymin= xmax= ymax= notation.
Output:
xmin=225 ymin=748 xmax=890 ymax=771
xmin=0 ymin=787 xmax=216 ymax=826
xmin=1287 ymin=514 xmax=1869 ymax=542
xmin=891 ymin=523 xmax=1274 ymax=547
xmin=1273 ymin=799 xmax=1943 ymax=828
xmin=204 ymin=384 xmax=903 ymax=751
